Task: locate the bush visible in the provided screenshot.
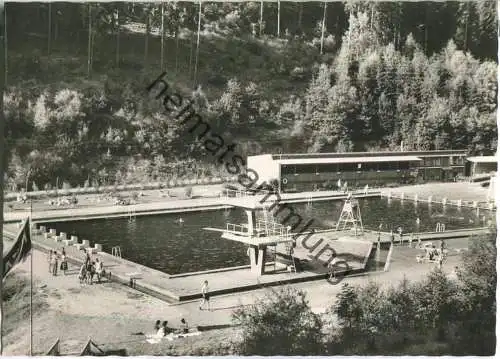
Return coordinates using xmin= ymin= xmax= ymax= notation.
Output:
xmin=232 ymin=287 xmax=324 ymax=355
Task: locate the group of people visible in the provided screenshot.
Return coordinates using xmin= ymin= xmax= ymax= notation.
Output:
xmin=47 ymin=196 xmax=78 ymax=207
xmin=47 ymin=248 xmax=105 ymax=283
xmin=47 ymin=249 xmax=68 ymax=276
xmin=152 ymin=318 xmax=189 ymax=337
xmin=78 ymin=250 xmax=105 ymax=285
xmin=416 ymin=240 xmax=447 ymax=268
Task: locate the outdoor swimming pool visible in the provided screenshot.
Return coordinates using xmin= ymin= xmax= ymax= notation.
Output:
xmin=43 ymin=198 xmax=493 ymax=274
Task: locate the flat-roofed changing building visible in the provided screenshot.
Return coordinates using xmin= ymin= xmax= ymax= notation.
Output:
xmin=247 ymin=150 xmax=468 ymax=193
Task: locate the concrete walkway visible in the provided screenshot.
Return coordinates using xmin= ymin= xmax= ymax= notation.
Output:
xmin=29 ymin=227 xmax=370 ymax=302
xmin=380 ymin=182 xmax=492 ymax=203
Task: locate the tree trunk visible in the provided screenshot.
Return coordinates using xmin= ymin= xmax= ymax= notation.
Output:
xmin=54 ymin=17 xmax=58 ymax=42
xmin=91 ymin=26 xmax=96 ymax=70
xmin=116 ymin=9 xmax=120 ymax=67
xmin=277 ymin=0 xmax=280 ymax=37
xmin=175 ymin=27 xmax=179 ymax=75
xmin=0 ymin=2 xmax=5 ymax=352
xmin=144 ymin=10 xmax=150 ymax=67
xmin=48 ymin=3 xmax=51 ymax=58
xmin=3 ymin=4 xmax=6 ymax=87
xmin=464 ymin=3 xmax=469 ymax=51
xmin=161 ymin=2 xmax=165 ymax=71
xmin=193 ymin=0 xmax=202 ymax=88
xmin=320 ymin=1 xmax=327 ymax=54
xmin=87 ymin=3 xmax=92 ymax=78
xmin=259 ymin=0 xmax=263 ymax=36
xmin=297 ymin=2 xmax=303 ymax=34
xmin=188 ymin=32 xmax=194 ymax=80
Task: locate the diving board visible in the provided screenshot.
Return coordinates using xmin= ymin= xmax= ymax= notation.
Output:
xmin=220 ymin=232 xmax=293 ymax=246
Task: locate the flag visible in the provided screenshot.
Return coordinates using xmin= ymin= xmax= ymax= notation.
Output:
xmin=3 ymin=218 xmax=32 ymax=278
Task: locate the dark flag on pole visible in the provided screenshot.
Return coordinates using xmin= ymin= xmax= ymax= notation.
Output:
xmin=3 ymin=218 xmax=32 ymax=278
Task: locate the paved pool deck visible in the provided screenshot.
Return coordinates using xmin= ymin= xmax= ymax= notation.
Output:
xmin=4 ymin=189 xmax=380 ymax=223
xmin=6 ymin=222 xmax=373 ymax=303
xmin=380 ymin=182 xmax=495 ymax=209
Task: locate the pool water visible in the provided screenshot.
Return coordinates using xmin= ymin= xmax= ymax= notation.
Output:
xmin=44 ymin=198 xmax=493 ymax=274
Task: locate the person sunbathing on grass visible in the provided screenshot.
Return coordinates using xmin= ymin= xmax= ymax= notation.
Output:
xmin=154 ymin=320 xmax=161 ymax=332
xmin=131 ymin=320 xmax=162 ymax=337
xmin=175 ymin=318 xmax=189 ymax=334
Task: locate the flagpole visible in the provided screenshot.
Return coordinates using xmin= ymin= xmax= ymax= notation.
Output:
xmin=0 ymin=1 xmax=6 ymax=355
xmin=30 ymin=199 xmax=33 ymax=356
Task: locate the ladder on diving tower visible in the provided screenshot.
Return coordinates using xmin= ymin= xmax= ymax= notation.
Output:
xmin=284 ymin=241 xmax=296 ymax=273
xmin=336 ymin=195 xmax=364 ymax=235
xmin=262 ymin=205 xmax=276 ymax=271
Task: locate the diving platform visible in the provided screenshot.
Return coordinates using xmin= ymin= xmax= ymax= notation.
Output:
xmin=207 ymin=192 xmax=378 ymax=276
xmin=204 ymin=200 xmax=295 ymax=276
xmin=204 ymin=227 xmax=293 ymax=246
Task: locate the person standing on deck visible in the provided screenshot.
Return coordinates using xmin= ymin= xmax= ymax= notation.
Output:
xmin=48 ymin=250 xmax=54 ymax=273
xmin=199 ymin=280 xmax=211 ymax=311
xmin=95 ymin=258 xmax=104 ymax=283
xmin=52 ymin=251 xmax=59 ymax=276
xmin=83 ymin=249 xmax=91 ymax=267
xmin=397 ymin=227 xmax=403 ymax=245
xmin=440 ymin=239 xmax=445 ymax=253
xmin=78 ymin=263 xmax=86 ymax=284
xmin=60 ymin=248 xmax=68 ymax=275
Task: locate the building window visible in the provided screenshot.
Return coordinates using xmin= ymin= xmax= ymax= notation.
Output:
xmin=455 ymin=156 xmax=464 ymax=165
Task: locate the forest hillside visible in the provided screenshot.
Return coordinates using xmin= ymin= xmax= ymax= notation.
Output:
xmin=3 ymin=1 xmax=497 ymax=190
